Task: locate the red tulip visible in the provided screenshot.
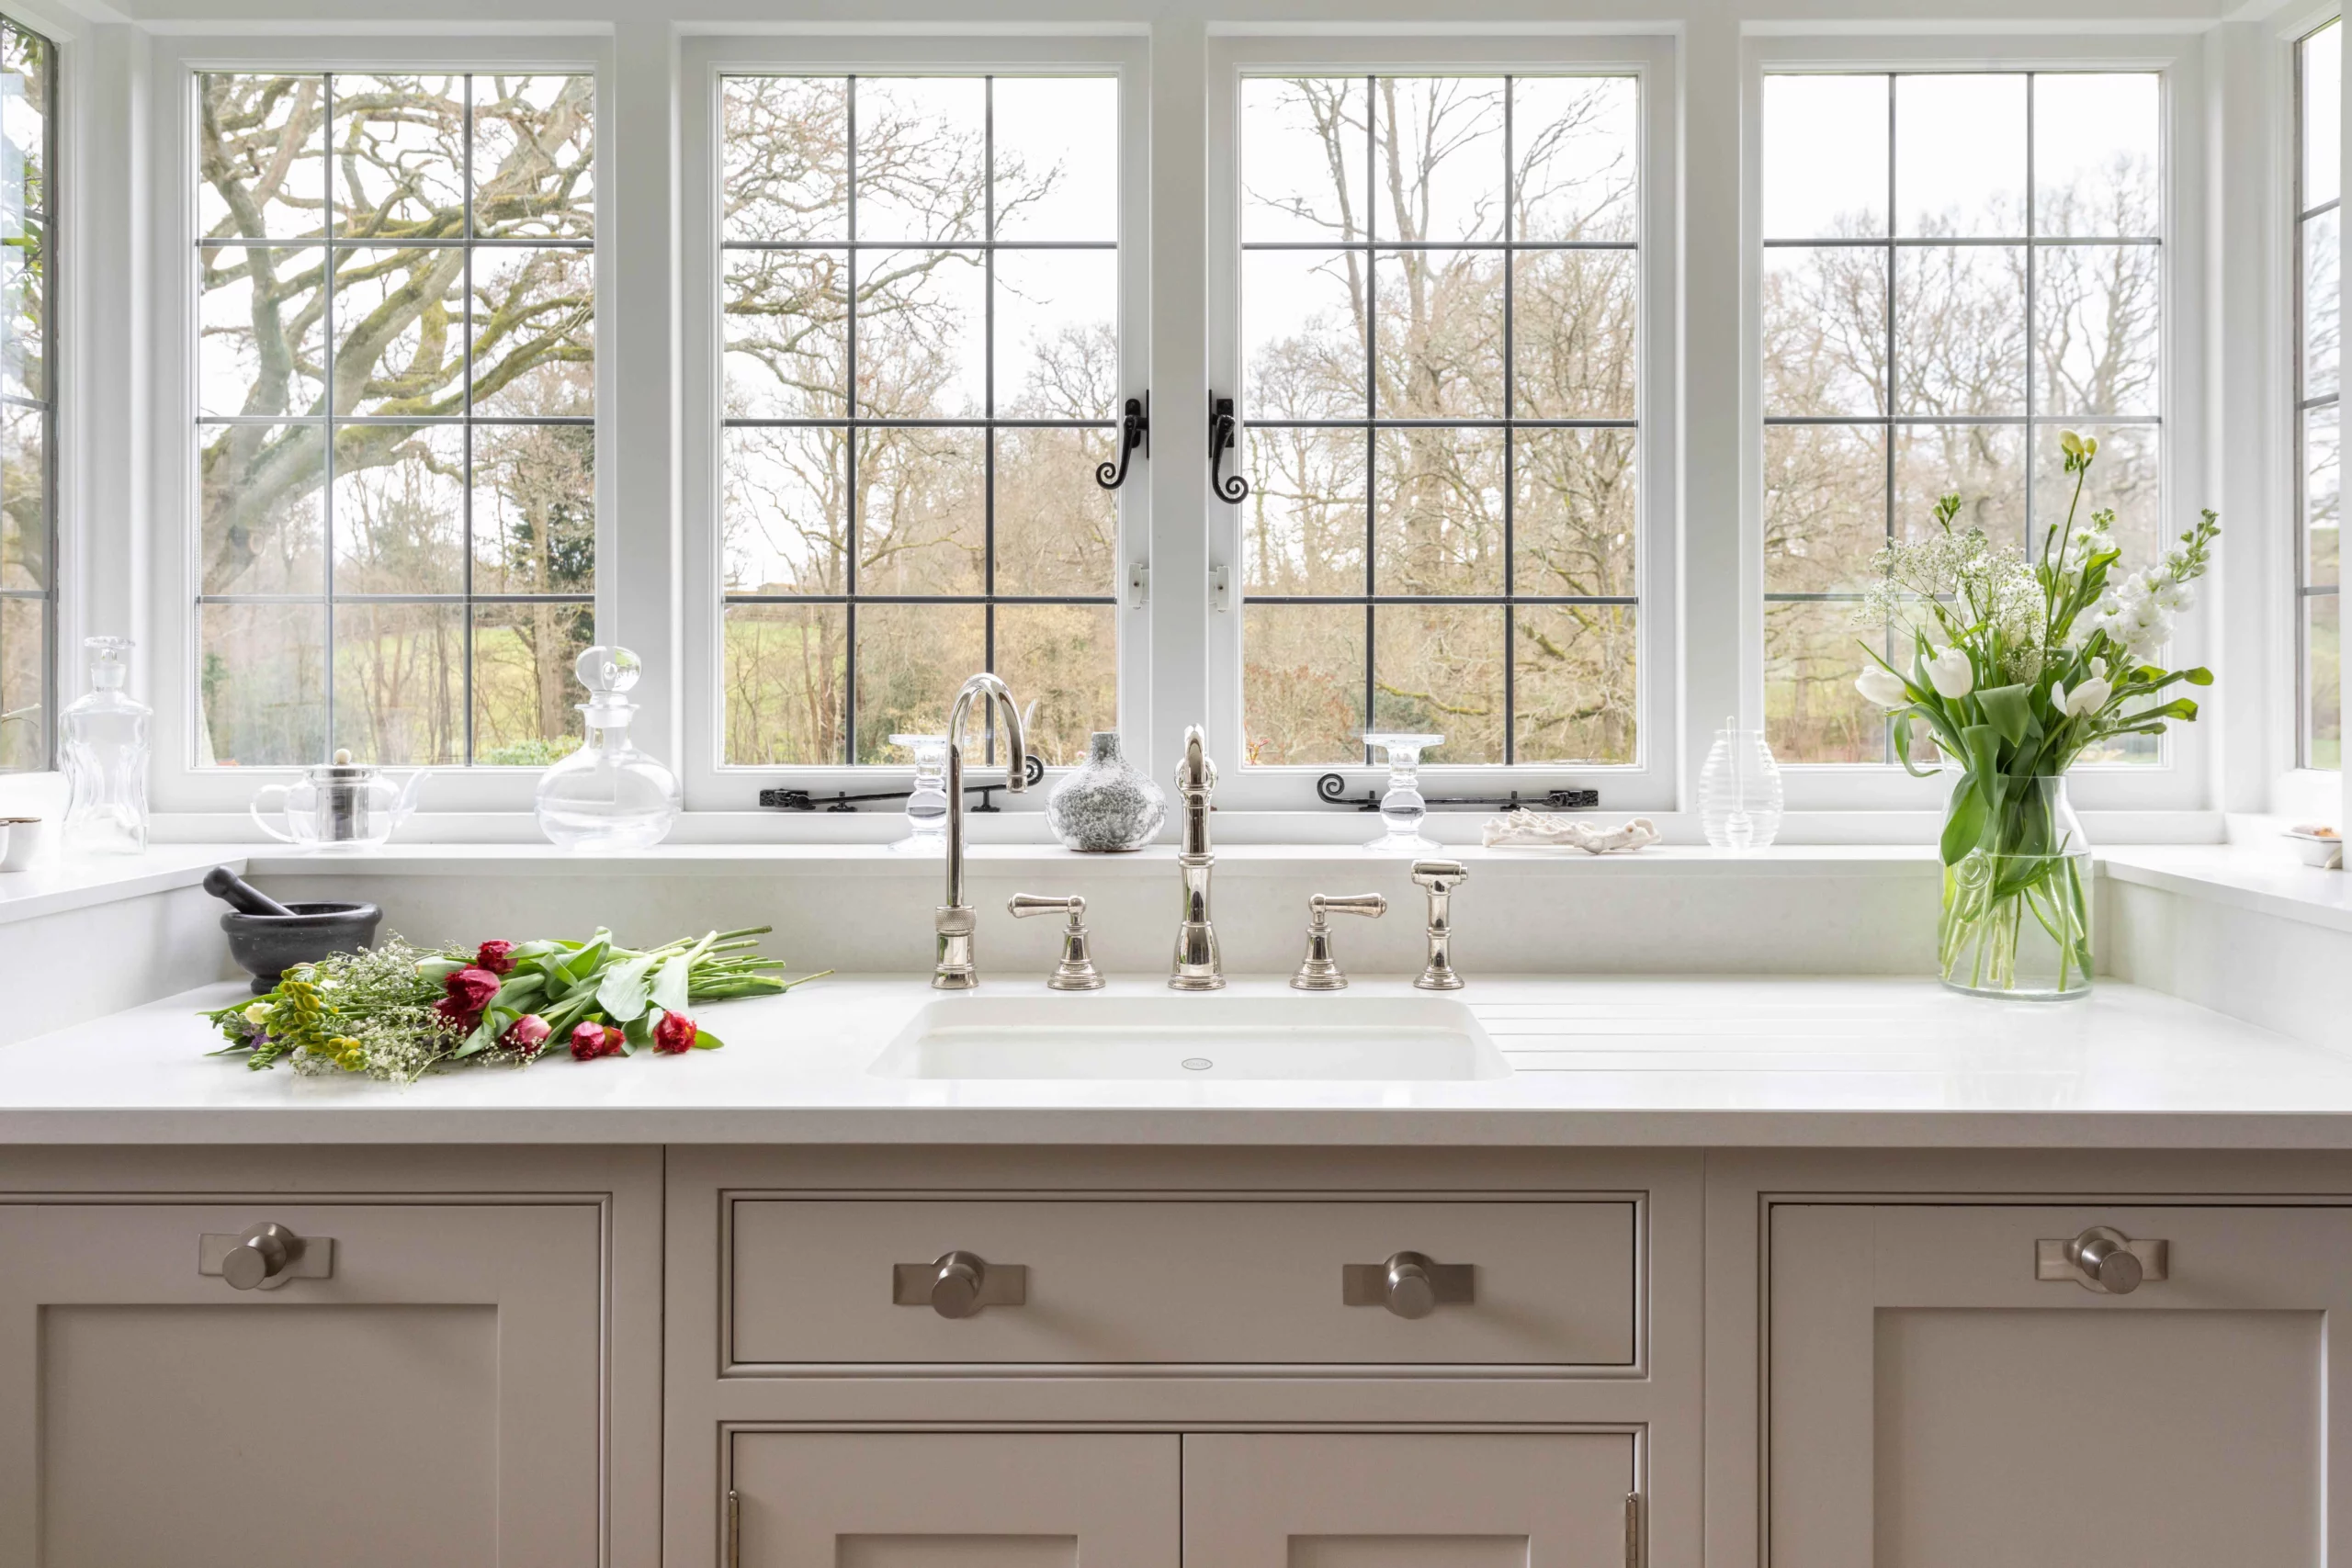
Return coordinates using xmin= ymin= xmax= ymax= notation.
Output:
xmin=475 ymin=940 xmax=517 ymax=975
xmin=503 ymin=1014 xmax=552 ymax=1056
xmin=652 ymin=1011 xmax=697 ymax=1055
xmin=569 ymin=1021 xmax=623 ymax=1062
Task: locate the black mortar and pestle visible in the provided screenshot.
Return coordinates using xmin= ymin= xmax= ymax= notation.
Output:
xmin=204 ymin=867 xmax=384 ymax=995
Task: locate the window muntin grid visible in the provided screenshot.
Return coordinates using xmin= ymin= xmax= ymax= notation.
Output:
xmin=1760 ymin=71 xmax=2165 ymax=767
xmin=192 ymin=71 xmax=595 ymax=769
xmin=1238 ymin=73 xmax=1642 ymax=769
xmin=716 ymin=73 xmax=1122 ymax=769
xmin=2298 ymin=20 xmax=2342 ymax=770
xmin=0 ymin=14 xmax=53 ymax=773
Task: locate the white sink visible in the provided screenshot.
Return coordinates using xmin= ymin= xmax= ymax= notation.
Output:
xmin=868 ymin=992 xmax=1512 ymax=1081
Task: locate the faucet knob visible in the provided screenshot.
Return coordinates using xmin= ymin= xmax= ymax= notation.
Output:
xmin=1008 ymin=894 xmax=1104 ymax=991
xmin=1291 ymin=892 xmax=1387 ymax=991
xmin=1409 ymin=860 xmax=1469 ymax=991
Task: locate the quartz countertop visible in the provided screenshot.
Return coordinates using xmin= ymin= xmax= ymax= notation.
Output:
xmin=6 ymin=974 xmax=2352 ymax=1148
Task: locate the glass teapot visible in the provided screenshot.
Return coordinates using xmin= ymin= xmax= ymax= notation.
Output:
xmin=250 ymin=750 xmax=426 ymax=850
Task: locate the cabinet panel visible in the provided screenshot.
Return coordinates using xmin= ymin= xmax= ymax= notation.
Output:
xmin=729 ymin=1433 xmax=1178 ymax=1568
xmin=1183 ymin=1434 xmax=1637 ymax=1568
xmin=729 ymin=1198 xmax=1636 ymax=1367
xmin=0 ymin=1201 xmax=605 ymax=1568
xmin=1770 ymin=1203 xmax=2349 ymax=1568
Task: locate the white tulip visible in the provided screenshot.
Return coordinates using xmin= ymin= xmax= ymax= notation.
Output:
xmin=1854 ymin=666 xmax=1910 ymax=710
xmin=2060 ymin=676 xmax=2111 ymax=718
xmin=1925 ymin=647 xmax=1975 ymax=700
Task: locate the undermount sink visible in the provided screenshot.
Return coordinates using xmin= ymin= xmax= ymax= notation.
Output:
xmin=867 ymin=992 xmax=1513 ymax=1081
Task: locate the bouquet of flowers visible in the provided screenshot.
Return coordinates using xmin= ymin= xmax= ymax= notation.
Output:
xmin=208 ymin=926 xmax=824 ymax=1082
xmin=1850 ymin=432 xmax=2217 ymax=996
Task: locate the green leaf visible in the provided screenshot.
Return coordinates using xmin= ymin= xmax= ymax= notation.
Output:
xmin=493 ymin=973 xmax=544 ymax=1009
xmin=691 ymin=1027 xmax=724 ymax=1050
xmin=2182 ymin=667 xmax=2214 ymax=686
xmin=621 ymin=1012 xmax=655 ymax=1055
xmin=650 ymin=953 xmax=692 ymax=1014
xmin=1977 ymin=682 xmax=2035 ymax=748
xmin=1939 ymin=775 xmax=1987 ymax=865
xmin=596 ymin=953 xmax=658 ymax=1021
xmin=416 ymin=958 xmax=464 ymax=983
xmin=1892 ymin=714 xmax=1939 ymax=780
xmin=1961 ymin=725 xmax=2003 ymax=787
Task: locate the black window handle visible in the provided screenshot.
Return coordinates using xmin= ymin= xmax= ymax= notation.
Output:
xmin=1209 ymin=392 xmax=1249 ymax=503
xmin=1095 ymin=394 xmax=1148 ymax=491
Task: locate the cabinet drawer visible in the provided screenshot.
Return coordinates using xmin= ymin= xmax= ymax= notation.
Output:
xmin=728 ymin=1197 xmax=1637 ymax=1367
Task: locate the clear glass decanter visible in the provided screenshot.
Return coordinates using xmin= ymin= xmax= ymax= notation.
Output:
xmin=61 ymin=636 xmax=152 ymax=855
xmin=533 ymin=646 xmax=682 ymax=851
xmin=888 ymin=734 xmax=950 ymax=854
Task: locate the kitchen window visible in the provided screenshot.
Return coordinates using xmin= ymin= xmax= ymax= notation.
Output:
xmin=2298 ymin=17 xmax=2341 ymax=770
xmin=192 ymin=69 xmax=595 ymax=768
xmin=1760 ymin=68 xmax=2165 ymax=767
xmin=0 ymin=12 xmax=51 ymax=773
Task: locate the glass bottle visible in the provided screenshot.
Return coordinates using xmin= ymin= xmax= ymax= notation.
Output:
xmin=61 ymin=636 xmax=152 ymax=855
xmin=533 ymin=647 xmax=682 ymax=851
xmin=1698 ymin=717 xmax=1784 ymax=851
xmin=888 ymin=733 xmax=950 ymax=854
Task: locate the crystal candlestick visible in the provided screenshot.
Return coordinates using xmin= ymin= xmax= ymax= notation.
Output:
xmin=889 ymin=734 xmax=950 ymax=855
xmin=1359 ymin=731 xmax=1445 ymax=852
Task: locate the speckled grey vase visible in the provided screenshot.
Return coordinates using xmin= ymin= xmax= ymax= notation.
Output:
xmin=1046 ymin=731 xmax=1168 ymax=852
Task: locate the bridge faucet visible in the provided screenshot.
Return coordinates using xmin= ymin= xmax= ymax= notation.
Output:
xmin=933 ymin=672 xmax=1028 ymax=990
xmin=1170 ymin=725 xmax=1224 ymax=990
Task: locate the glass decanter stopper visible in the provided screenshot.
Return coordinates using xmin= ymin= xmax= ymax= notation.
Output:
xmin=533 ymin=646 xmax=682 ymax=852
xmin=61 ymin=636 xmax=152 ymax=855
xmin=888 ymin=733 xmax=950 ymax=855
xmin=1360 ymin=731 xmax=1444 ymax=852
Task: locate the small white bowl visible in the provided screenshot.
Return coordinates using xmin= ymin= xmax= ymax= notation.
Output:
xmin=0 ymin=816 xmax=39 ymax=872
xmin=2285 ymin=827 xmax=2343 ymax=869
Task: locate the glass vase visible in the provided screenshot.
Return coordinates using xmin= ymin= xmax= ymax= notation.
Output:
xmin=1698 ymin=718 xmax=1784 ymax=851
xmin=60 ymin=636 xmax=151 ymax=855
xmin=533 ymin=647 xmax=682 ymax=852
xmin=1938 ymin=773 xmax=2094 ymax=999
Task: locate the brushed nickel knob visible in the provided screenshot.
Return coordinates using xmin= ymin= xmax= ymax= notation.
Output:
xmin=894 ymin=1250 xmax=1029 ymax=1316
xmin=2074 ymin=1231 xmax=2143 ymax=1294
xmin=220 ymin=1222 xmax=297 ymax=1291
xmin=1384 ymin=1251 xmax=1438 ymax=1318
xmin=930 ymin=1249 xmax=988 ymax=1318
xmin=1341 ymin=1250 xmax=1475 ymax=1315
xmin=2037 ymin=1224 xmax=2167 ymax=1293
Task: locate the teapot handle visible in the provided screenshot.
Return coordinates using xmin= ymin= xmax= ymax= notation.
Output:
xmin=249 ymin=784 xmax=301 ymax=845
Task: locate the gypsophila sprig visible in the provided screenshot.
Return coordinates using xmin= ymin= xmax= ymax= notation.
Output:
xmin=207 ymin=927 xmax=827 ymax=1084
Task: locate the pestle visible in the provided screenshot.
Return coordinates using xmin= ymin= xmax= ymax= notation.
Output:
xmin=203 ymin=865 xmax=298 ymax=919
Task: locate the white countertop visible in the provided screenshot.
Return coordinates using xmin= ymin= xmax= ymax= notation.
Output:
xmin=6 ymin=973 xmax=2352 ymax=1148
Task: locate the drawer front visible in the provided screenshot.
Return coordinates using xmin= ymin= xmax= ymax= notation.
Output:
xmin=729 ymin=1197 xmax=1636 ymax=1367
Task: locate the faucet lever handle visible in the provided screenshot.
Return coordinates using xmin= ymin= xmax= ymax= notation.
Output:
xmin=1410 ymin=859 xmax=1469 ymax=891
xmin=1007 ymin=894 xmax=1104 ymax=991
xmin=1292 ymin=892 xmax=1387 ymax=992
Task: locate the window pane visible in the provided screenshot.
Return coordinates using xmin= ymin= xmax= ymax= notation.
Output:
xmin=1245 ymin=249 xmax=1366 ymax=419
xmin=724 ymin=424 xmax=845 ymax=594
xmin=0 ymin=593 xmax=43 ymax=770
xmin=1512 ymin=76 xmax=1637 ymax=243
xmin=1374 ymin=425 xmax=1504 ymax=595
xmin=198 ymin=74 xmax=326 ymax=242
xmin=992 ymin=76 xmax=1117 ymax=243
xmin=1514 ymin=604 xmax=1635 ymax=763
xmin=854 ymin=77 xmax=986 ymax=243
xmin=1894 ymin=245 xmax=2025 ymax=416
xmin=2032 ymin=422 xmax=2160 ymax=568
xmin=200 ymin=244 xmax=324 ymax=418
xmin=1244 ymin=603 xmax=1365 ymax=764
xmin=995 ymin=247 xmax=1116 ymax=420
xmin=2 ymin=399 xmax=45 ymax=590
xmin=1513 ymin=427 xmax=1636 ymax=598
xmin=1242 ymin=426 xmax=1367 ymax=596
xmin=1372 ymin=602 xmax=1504 ymax=762
xmin=2309 ymin=403 xmax=2340 ymax=590
xmin=2307 ymin=208 xmax=2339 ymax=402
xmin=995 ymin=604 xmax=1116 ymax=766
xmin=724 ymin=601 xmax=846 ymax=765
xmin=0 ymin=242 xmax=45 ymax=403
xmin=724 ymin=77 xmax=849 ymax=244
xmin=1894 ymin=423 xmax=2025 ymax=547
xmin=334 ymin=600 xmax=464 ymax=764
xmin=993 ymin=426 xmax=1116 ymax=597
xmin=1242 ymin=76 xmax=1368 ymax=243
xmin=1511 ymin=248 xmax=1635 ymax=420
xmin=854 ymin=601 xmax=983 ymax=761
xmin=471 ymin=74 xmax=594 ymax=240
xmin=1374 ymin=249 xmax=1502 ymax=418
xmin=1762 ymin=247 xmax=1887 ymax=416
xmin=333 ymin=423 xmax=464 ymax=595
xmin=724 ymin=249 xmax=848 ymax=419
xmin=196 ymin=70 xmax=595 ymax=769
xmin=2035 ymin=73 xmax=2160 ymax=237
xmin=1764 ymin=423 xmax=1886 ymax=596
xmin=330 ymin=74 xmax=464 ymax=237
xmin=856 ymin=426 xmax=985 ymax=595
xmin=2307 ymin=21 xmax=2341 ymax=211
xmin=1768 ymin=599 xmax=1888 ymax=763
xmin=1 ymin=20 xmax=50 ymax=774
xmin=1762 ymin=74 xmax=1887 ymax=240
xmin=855 ymin=246 xmax=984 ymax=419
xmin=198 ymin=602 xmax=327 ymax=767
xmin=2309 ymin=593 xmax=2341 ymax=770
xmin=473 ymin=601 xmax=592 ymax=765
xmin=1373 ymin=76 xmax=1505 ymax=243
xmin=2034 ymin=244 xmax=2160 ymax=417
xmin=1895 ymin=74 xmax=2025 ymax=237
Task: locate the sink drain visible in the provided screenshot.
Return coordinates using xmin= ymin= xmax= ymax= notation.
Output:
xmin=1181 ymin=1057 xmax=1214 ymax=1072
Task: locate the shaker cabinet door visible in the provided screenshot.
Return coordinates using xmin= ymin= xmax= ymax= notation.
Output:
xmin=1770 ymin=1203 xmax=2352 ymax=1568
xmin=727 ymin=1433 xmax=1179 ymax=1568
xmin=0 ymin=1201 xmax=605 ymax=1568
xmin=1183 ymin=1433 xmax=1640 ymax=1568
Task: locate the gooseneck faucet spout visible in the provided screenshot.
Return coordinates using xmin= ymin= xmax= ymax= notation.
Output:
xmin=1170 ymin=725 xmax=1224 ymax=990
xmin=933 ymin=672 xmax=1028 ymax=990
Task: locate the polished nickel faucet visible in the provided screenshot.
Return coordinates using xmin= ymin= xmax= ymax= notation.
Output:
xmin=933 ymin=672 xmax=1028 ymax=990
xmin=1170 ymin=725 xmax=1223 ymax=989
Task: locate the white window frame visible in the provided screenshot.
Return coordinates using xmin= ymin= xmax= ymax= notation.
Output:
xmin=676 ymin=32 xmax=1150 ymax=814
xmin=1744 ymin=32 xmax=2212 ymax=817
xmin=142 ymin=32 xmax=615 ymax=816
xmin=1199 ymin=31 xmax=1679 ymax=815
